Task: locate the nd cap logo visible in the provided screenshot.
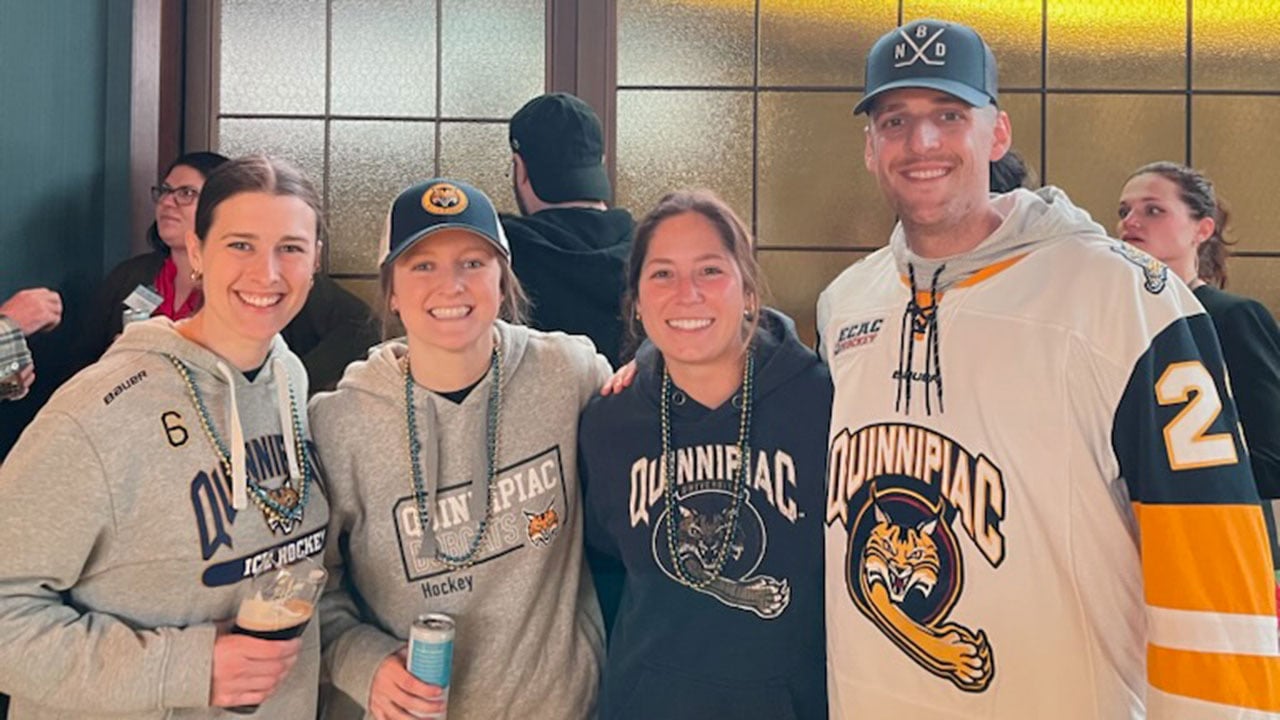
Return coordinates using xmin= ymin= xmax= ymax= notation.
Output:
xmin=895 ymin=24 xmax=947 ymax=68
xmin=422 ymin=183 xmax=468 ymax=215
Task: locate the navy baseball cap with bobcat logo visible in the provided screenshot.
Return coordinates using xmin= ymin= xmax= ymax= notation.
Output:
xmin=854 ymin=19 xmax=999 ymax=115
xmin=380 ymin=178 xmax=511 ymax=268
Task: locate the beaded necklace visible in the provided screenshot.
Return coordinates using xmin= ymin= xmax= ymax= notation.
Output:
xmin=662 ymin=350 xmax=755 ymax=589
xmin=165 ymin=354 xmax=313 ymax=526
xmin=403 ymin=342 xmax=502 ymax=570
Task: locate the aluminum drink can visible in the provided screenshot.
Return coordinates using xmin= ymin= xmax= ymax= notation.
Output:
xmin=407 ymin=613 xmax=454 ymax=717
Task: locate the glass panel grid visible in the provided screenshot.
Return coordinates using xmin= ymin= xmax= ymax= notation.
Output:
xmin=618 ymin=0 xmax=755 ymax=87
xmin=331 ymin=0 xmax=436 ymax=117
xmin=218 ymin=0 xmax=544 ymax=281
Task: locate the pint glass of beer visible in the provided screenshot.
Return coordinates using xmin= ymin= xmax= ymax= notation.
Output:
xmin=227 ymin=556 xmax=327 ymax=714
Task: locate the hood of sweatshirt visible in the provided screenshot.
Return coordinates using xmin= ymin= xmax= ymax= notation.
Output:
xmin=106 ymin=318 xmax=309 ymax=512
xmin=500 ymin=207 xmax=634 ymax=365
xmin=630 ymin=308 xmax=821 ymax=418
xmin=890 ymin=186 xmax=1108 ymax=293
xmin=886 ymin=186 xmax=1109 ymax=417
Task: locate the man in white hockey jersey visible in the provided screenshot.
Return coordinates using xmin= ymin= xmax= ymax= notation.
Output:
xmin=819 ymin=18 xmax=1280 ymax=719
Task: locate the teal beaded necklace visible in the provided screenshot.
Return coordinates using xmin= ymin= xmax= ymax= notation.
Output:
xmin=165 ymin=354 xmax=313 ymax=525
xmin=403 ymin=342 xmax=502 ymax=570
xmin=662 ymin=350 xmax=755 ymax=589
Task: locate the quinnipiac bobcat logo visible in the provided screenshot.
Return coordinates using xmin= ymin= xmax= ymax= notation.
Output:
xmin=1111 ymin=242 xmax=1168 ymax=294
xmin=827 ymin=423 xmax=1007 ymax=692
xmin=651 ymin=487 xmax=790 ymax=619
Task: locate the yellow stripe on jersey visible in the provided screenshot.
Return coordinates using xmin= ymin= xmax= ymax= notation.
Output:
xmin=1149 ymin=644 xmax=1280 ymax=712
xmin=1133 ymin=502 xmax=1275 ymax=615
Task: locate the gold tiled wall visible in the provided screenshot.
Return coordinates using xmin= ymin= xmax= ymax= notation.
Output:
xmin=617 ymin=0 xmax=1280 ymax=346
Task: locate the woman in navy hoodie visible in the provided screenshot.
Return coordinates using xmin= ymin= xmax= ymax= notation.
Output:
xmin=579 ymin=189 xmax=830 ymax=719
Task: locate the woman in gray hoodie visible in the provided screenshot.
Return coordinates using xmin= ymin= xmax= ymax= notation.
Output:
xmin=0 ymin=155 xmax=331 ymax=718
xmin=311 ymin=179 xmax=609 ymax=720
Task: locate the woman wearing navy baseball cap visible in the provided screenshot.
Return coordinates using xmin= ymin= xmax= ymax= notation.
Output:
xmin=311 ymin=179 xmax=610 ymax=719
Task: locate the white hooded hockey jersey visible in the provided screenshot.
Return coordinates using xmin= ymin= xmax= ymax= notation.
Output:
xmin=819 ymin=188 xmax=1280 ymax=719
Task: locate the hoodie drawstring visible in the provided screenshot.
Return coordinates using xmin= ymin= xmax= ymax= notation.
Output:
xmin=215 ymin=359 xmax=302 ymax=510
xmin=216 ymin=362 xmax=249 ymax=510
xmin=273 ymin=358 xmax=303 ymax=482
xmin=895 ymin=263 xmax=946 ymax=416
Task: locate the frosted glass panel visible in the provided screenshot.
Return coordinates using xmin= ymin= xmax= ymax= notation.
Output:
xmin=217 ymin=119 xmax=327 ymax=196
xmin=1045 ymin=94 xmax=1183 ymax=234
xmin=1226 ymin=257 xmax=1280 ymax=320
xmin=1194 ymin=1 xmax=1280 ymax=90
xmin=335 ymin=278 xmax=385 ymax=324
xmin=759 ymin=1 xmax=895 ymax=87
xmin=759 ymin=250 xmax=869 ymax=349
xmin=440 ymin=0 xmax=543 ymax=117
xmin=903 ymin=1 xmax=1043 ymax=88
xmin=1193 ymin=96 xmax=1280 ymax=253
xmin=328 ymin=120 xmax=435 ymax=274
xmin=439 ymin=122 xmax=519 ymax=215
xmin=998 ymin=92 xmax=1042 ymax=188
xmin=220 ymin=0 xmax=325 ymax=114
xmin=616 ymin=90 xmax=753 ymax=225
xmin=1047 ymin=0 xmax=1185 ymax=89
xmin=331 ymin=0 xmax=435 ymax=116
xmin=619 ymin=0 xmax=754 ymax=86
xmin=758 ymin=92 xmax=892 ymax=250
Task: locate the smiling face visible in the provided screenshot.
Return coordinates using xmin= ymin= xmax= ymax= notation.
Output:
xmin=636 ymin=211 xmax=750 ymax=374
xmin=864 ymin=88 xmax=1011 ymax=236
xmin=185 ymin=191 xmax=319 ymax=355
xmin=389 ymin=228 xmax=503 ymax=358
xmin=155 ymin=164 xmax=207 ymax=250
xmin=1117 ymin=172 xmax=1213 ymax=272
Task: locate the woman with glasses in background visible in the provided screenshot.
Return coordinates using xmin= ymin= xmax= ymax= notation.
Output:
xmin=80 ymin=151 xmax=230 ymax=363
xmin=79 ymin=150 xmax=381 ymax=390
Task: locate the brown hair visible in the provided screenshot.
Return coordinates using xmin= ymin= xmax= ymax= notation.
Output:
xmin=1128 ymin=161 xmax=1234 ymax=289
xmin=378 ymin=239 xmax=529 ymax=340
xmin=148 ymin=150 xmax=231 ymax=253
xmin=623 ymin=189 xmax=766 ymax=356
xmin=195 ymin=154 xmax=325 ymax=246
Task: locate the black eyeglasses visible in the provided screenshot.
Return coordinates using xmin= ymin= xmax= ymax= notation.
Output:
xmin=150 ymin=184 xmax=201 ymax=206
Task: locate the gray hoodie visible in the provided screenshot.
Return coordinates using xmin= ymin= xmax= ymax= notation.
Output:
xmin=311 ymin=321 xmax=610 ymax=720
xmin=0 ymin=319 xmax=330 ymax=719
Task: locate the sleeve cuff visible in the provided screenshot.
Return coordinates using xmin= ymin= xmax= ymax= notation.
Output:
xmin=328 ymin=624 xmax=405 ymax=710
xmin=161 ymin=624 xmax=217 ymax=708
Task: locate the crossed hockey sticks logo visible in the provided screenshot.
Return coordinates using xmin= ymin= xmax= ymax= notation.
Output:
xmin=895 ymin=26 xmax=947 ymax=68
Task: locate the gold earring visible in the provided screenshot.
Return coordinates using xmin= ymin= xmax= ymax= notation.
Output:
xmin=190 ymin=270 xmax=202 ymax=282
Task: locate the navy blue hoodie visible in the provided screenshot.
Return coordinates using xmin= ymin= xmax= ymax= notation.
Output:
xmin=579 ymin=309 xmax=831 ymax=720
xmin=501 ymin=207 xmax=634 ymax=367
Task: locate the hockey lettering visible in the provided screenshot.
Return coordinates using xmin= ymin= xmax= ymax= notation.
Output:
xmin=420 ymin=574 xmax=474 ymax=599
xmin=826 ymin=423 xmax=1005 ymax=567
xmin=241 ymin=528 xmax=327 ymax=578
xmin=629 ymin=444 xmax=799 ymax=527
xmin=833 ymin=318 xmax=883 ymax=356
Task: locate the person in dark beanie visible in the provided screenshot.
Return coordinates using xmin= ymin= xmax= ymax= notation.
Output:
xmin=504 ymin=92 xmax=634 ymax=366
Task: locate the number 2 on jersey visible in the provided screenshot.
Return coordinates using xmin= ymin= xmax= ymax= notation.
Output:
xmin=1155 ymin=361 xmax=1239 ymax=471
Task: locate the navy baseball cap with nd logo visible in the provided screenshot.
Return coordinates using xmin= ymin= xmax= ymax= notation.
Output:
xmin=380 ymin=178 xmax=510 ymax=268
xmin=854 ymin=19 xmax=999 ymax=115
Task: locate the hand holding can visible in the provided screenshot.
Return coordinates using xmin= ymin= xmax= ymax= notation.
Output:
xmin=406 ymin=613 xmax=454 ymax=719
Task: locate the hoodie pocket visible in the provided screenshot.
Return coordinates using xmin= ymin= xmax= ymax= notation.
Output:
xmin=610 ymin=662 xmax=799 ymax=720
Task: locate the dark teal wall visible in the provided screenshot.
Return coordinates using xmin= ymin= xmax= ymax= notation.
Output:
xmin=0 ymin=0 xmax=132 ymax=450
